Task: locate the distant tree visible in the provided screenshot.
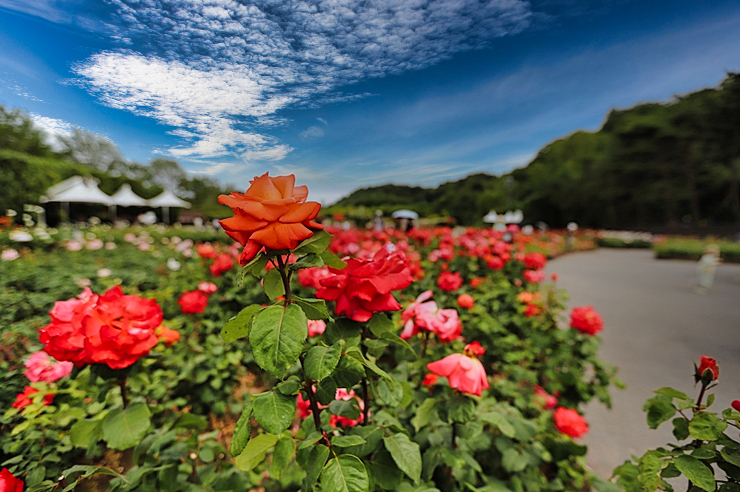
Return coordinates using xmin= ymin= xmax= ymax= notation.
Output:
xmin=58 ymin=127 xmax=125 ymax=171
xmin=0 ymin=106 xmax=54 ymax=157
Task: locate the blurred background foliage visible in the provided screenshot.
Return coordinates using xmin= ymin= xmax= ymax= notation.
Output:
xmin=2 ymin=73 xmax=740 ymax=229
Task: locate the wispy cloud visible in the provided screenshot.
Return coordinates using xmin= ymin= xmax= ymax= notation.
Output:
xmin=73 ymin=0 xmax=532 ymax=162
xmin=30 ymin=113 xmax=72 ymax=149
xmin=300 ymin=125 xmax=325 ymax=139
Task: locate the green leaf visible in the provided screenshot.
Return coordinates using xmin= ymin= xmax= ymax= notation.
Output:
xmin=637 ymin=451 xmax=663 ymax=492
xmin=26 ymin=466 xmax=46 ymax=487
xmin=378 ymin=331 xmax=416 ymax=359
xmin=276 ymin=378 xmax=302 ymax=396
xmin=290 ymin=253 xmax=325 ymax=270
xmin=240 ymin=251 xmax=266 ymax=277
xmin=371 ymin=450 xmax=404 ymax=490
xmin=333 ymin=354 xmax=366 ymax=389
xmin=689 ymin=412 xmax=727 ymax=441
xmin=721 ymin=447 xmax=740 ymax=468
xmin=61 ymin=465 xmax=124 ymax=481
xmin=412 ymin=399 xmax=438 ymax=432
xmin=332 ymin=435 xmax=367 ymax=448
xmin=250 ymin=304 xmax=307 ymax=377
xmin=321 ymin=454 xmax=370 ymax=492
xmin=294 ymin=230 xmax=332 ymax=255
xmin=706 ymin=393 xmax=715 ymax=408
xmin=294 ymin=296 xmax=331 ymax=320
xmin=330 ymin=398 xmax=361 ymax=419
xmin=654 ymin=387 xmax=692 ymax=401
xmin=373 ymin=378 xmax=400 ymax=407
xmin=235 ymin=434 xmax=279 ymax=471
xmin=70 ymin=419 xmax=101 ymax=448
xmin=252 ymin=390 xmax=296 ymax=435
xmin=643 ymin=397 xmax=676 ymax=429
xmin=352 ymin=350 xmax=392 ymax=382
xmin=691 ymin=448 xmax=715 ymax=460
xmin=479 ymin=412 xmax=516 ymax=438
xmin=384 ymin=433 xmax=422 ymax=483
xmin=325 ymin=319 xmax=363 ymax=347
xmin=368 ymin=314 xmax=395 ymax=337
xmin=101 ymin=402 xmax=151 ymax=450
xmin=672 ymin=417 xmax=690 ymax=441
xmin=320 ymin=251 xmax=347 ymax=269
xmin=305 ymin=344 xmax=342 ymax=382
xmin=673 ymin=455 xmax=715 ymax=492
xmin=304 ymin=444 xmax=331 ymax=489
xmin=174 ymin=413 xmax=208 ymax=431
xmin=264 ymin=268 xmax=286 ymax=300
xmin=316 ymin=377 xmax=338 ymax=405
xmin=230 ymin=401 xmax=254 ymax=456
xmin=345 ymin=425 xmax=385 ymax=457
xmin=271 ymin=437 xmax=294 ymax=480
xmin=221 ymin=304 xmax=262 ymax=344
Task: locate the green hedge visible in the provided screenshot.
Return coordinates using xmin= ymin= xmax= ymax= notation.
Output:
xmin=653 ymin=238 xmax=740 ymax=263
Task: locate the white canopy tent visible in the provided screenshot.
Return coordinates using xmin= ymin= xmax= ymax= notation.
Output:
xmin=148 ymin=190 xmax=191 ymax=224
xmin=41 ymin=176 xmax=112 ymax=220
xmin=109 ymin=183 xmax=149 ymax=221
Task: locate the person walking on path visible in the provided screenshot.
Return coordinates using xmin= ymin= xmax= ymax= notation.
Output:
xmin=695 ymin=244 xmax=721 ymax=294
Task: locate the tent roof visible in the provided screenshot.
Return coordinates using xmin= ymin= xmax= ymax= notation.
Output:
xmin=110 ymin=183 xmax=149 ymax=207
xmin=148 ymin=189 xmax=191 ymax=208
xmin=391 ymin=209 xmax=419 ymax=220
xmin=42 ymin=176 xmax=112 ymax=205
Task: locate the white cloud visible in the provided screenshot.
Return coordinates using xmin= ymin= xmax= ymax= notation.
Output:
xmin=317 ymin=117 xmax=328 ymax=126
xmin=73 ymin=0 xmax=532 ymax=162
xmin=300 ymin=125 xmax=325 ymax=139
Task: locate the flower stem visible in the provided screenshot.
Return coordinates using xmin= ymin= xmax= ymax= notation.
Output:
xmin=118 ymin=378 xmax=129 ymax=409
xmin=276 ymin=255 xmax=292 ymax=303
xmin=421 ymin=330 xmax=429 ymax=358
xmin=696 ymin=383 xmax=707 ymax=412
xmin=300 ymin=357 xmax=326 ymax=442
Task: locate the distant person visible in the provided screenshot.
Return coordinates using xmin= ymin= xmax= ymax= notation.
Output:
xmin=695 ymin=244 xmax=721 ymax=294
xmin=373 ymin=210 xmax=384 ymax=232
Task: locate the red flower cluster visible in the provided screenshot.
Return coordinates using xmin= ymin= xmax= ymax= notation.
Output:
xmin=457 ymin=293 xmax=474 ymax=309
xmin=553 ymin=407 xmax=589 ymax=438
xmin=437 ymin=271 xmax=463 ymax=292
xmin=297 ymin=266 xmax=332 ymax=290
xmin=39 ymin=286 xmax=164 ymax=369
xmin=0 ymin=468 xmax=24 ymax=492
xmin=12 ymin=386 xmax=54 ymax=410
xmin=209 ymin=253 xmax=234 ymax=277
xmin=569 ymin=306 xmax=603 ymax=336
xmin=178 ymin=290 xmax=209 ymax=314
xmin=523 ymin=252 xmax=547 ymax=270
xmin=316 ymin=248 xmax=413 ymax=322
xmin=517 ymin=291 xmax=542 ymax=317
xmin=427 ymin=342 xmax=489 ymax=397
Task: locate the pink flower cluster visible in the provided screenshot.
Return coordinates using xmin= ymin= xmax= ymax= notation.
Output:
xmin=400 ymin=290 xmax=462 ymax=343
xmin=24 ymin=351 xmax=73 ymax=383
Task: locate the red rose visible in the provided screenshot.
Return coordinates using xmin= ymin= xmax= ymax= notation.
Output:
xmin=196 ymin=242 xmax=218 ymax=259
xmin=316 ymin=248 xmax=413 ymax=322
xmin=209 ymin=253 xmax=234 ymax=277
xmin=0 ymin=468 xmax=24 ymax=492
xmin=569 ymin=306 xmax=603 ymax=336
xmin=457 ymin=293 xmax=474 ymax=309
xmin=732 ymin=400 xmax=740 ymax=412
xmin=470 ymin=277 xmax=486 ymax=288
xmin=422 ymin=373 xmax=438 ymax=386
xmin=156 ymin=326 xmax=181 ymax=346
xmin=178 ymin=290 xmax=209 ymax=314
xmin=523 ymin=252 xmax=547 ymax=270
xmin=697 ymin=356 xmax=719 ymax=381
xmin=40 ymin=287 xmax=162 ymax=369
xmin=437 ymin=271 xmax=463 ymax=292
xmin=553 ymin=407 xmax=589 ymax=438
xmin=12 ymin=386 xmax=54 ymax=410
xmin=297 ymin=266 xmax=332 ymax=289
xmin=218 ymin=173 xmax=324 ymax=264
xmin=534 ymin=385 xmax=558 ymax=410
xmin=82 ymin=286 xmax=162 ymax=369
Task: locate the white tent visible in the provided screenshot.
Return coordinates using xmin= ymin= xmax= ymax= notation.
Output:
xmin=148 ymin=190 xmax=190 ymax=224
xmin=41 ymin=176 xmax=112 ymax=220
xmin=109 ymin=183 xmax=149 ymax=221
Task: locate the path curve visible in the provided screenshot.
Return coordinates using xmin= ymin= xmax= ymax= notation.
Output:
xmin=545 ymin=249 xmax=740 ymax=479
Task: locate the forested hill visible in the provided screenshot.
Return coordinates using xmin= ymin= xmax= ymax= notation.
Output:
xmin=329 ymin=72 xmax=740 ymax=229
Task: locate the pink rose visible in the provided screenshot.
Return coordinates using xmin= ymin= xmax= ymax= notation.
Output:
xmin=198 ymin=281 xmax=218 ymax=295
xmin=307 ymin=319 xmax=326 ymax=337
xmin=24 ymin=351 xmax=73 ymax=383
xmin=427 ymin=342 xmax=489 ymax=396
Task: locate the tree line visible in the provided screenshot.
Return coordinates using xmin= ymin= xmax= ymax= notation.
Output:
xmin=330 ymin=73 xmax=740 ymax=228
xmin=0 ymin=107 xmax=229 ymax=223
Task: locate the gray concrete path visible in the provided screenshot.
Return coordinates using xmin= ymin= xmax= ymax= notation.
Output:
xmin=545 ymin=249 xmax=740 ymax=479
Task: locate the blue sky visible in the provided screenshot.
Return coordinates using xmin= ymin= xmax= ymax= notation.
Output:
xmin=1 ymin=0 xmax=739 ymax=204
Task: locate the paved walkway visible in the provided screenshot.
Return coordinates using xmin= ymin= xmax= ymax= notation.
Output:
xmin=546 ymin=249 xmax=740 ymax=479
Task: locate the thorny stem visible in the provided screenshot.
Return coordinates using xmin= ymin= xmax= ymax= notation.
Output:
xmin=300 ymin=357 xmax=328 ymax=445
xmin=276 ymin=255 xmax=293 ymax=303
xmin=696 ymin=384 xmax=708 ymax=412
xmin=421 ymin=330 xmax=430 ymax=358
xmin=361 ymin=379 xmax=370 ymax=426
xmin=452 ymin=422 xmax=458 ymax=449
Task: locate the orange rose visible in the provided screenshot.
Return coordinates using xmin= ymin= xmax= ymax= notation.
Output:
xmin=218 ymin=173 xmax=323 ymax=264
